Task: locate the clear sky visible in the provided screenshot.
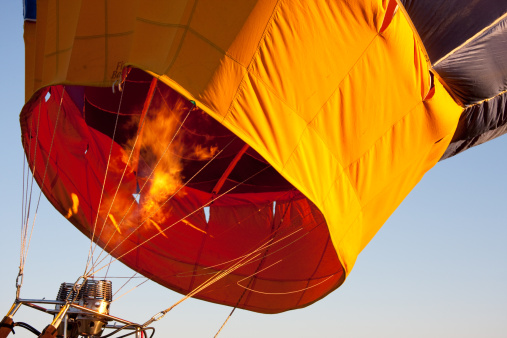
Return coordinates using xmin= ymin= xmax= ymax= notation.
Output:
xmin=1 ymin=2 xmax=506 ymax=337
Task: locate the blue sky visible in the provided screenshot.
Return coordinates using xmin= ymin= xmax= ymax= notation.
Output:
xmin=0 ymin=2 xmax=506 ymax=337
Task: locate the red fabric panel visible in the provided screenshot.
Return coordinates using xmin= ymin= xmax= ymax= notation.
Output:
xmin=19 ymin=73 xmax=344 ymax=313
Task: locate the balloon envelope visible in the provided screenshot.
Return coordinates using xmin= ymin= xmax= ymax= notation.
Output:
xmin=20 ymin=0 xmax=506 ymax=313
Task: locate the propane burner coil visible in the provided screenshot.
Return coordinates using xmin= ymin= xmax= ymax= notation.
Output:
xmin=56 ymin=280 xmax=112 ymax=303
xmin=54 ymin=280 xmax=112 ymax=337
xmin=80 ymin=280 xmax=113 ymax=302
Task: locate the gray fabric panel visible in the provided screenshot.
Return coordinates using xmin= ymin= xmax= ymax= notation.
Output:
xmin=434 ymin=18 xmax=507 ymax=105
xmin=400 ymin=0 xmax=507 ymax=63
xmin=441 ymin=91 xmax=507 ymax=160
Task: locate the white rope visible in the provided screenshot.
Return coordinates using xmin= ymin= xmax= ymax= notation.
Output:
xmin=112 ymin=277 xmax=149 ymax=303
xmin=141 ymin=199 xmax=336 ymax=326
xmin=142 ymin=211 xmax=310 ymax=326
xmin=112 ymin=272 xmax=139 ymax=298
xmin=89 ymin=104 xmax=199 ymax=271
xmin=88 ymin=80 xmax=160 ymax=266
xmin=20 ymin=97 xmax=41 ymax=271
xmin=85 ymin=83 xmax=126 ymax=274
xmin=17 ymin=88 xmax=64 ymax=298
xmin=89 ymin=136 xmax=236 ymax=273
xmin=89 ymin=164 xmax=270 ymax=277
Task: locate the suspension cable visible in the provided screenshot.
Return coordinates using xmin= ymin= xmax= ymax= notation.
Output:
xmin=112 ymin=277 xmax=149 ymax=303
xmin=89 ymin=164 xmax=270 ymax=277
xmin=17 ymin=88 xmax=64 ymax=298
xmin=89 ymin=78 xmax=160 ymax=263
xmin=85 ymin=82 xmax=126 ymax=274
xmin=173 ymin=194 xmax=313 ymax=280
xmin=144 ymin=201 xmax=337 ymax=328
xmin=88 ymin=136 xmax=237 ymax=274
xmin=213 ymin=306 xmax=236 ymax=338
xmin=89 ymin=99 xmax=199 ymax=270
xmin=212 ymin=204 xmax=291 ymax=338
xmin=18 ymin=97 xmax=41 ymax=297
xmin=142 ymin=209 xmax=320 ymax=326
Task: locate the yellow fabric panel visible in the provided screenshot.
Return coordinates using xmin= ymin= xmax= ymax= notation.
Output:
xmin=37 ymin=0 xmax=81 ymax=85
xmin=24 ymin=21 xmax=37 ymax=102
xmin=210 ymin=1 xmax=462 ymax=274
xmin=341 ymin=80 xmax=461 ymax=268
xmin=129 ymin=19 xmax=185 ymax=74
xmin=223 ymin=0 xmax=278 ymax=67
xmin=225 ymin=72 xmax=309 ymax=169
xmin=68 ymin=0 xmax=136 ymax=84
xmin=130 ymin=1 xmax=200 ymax=77
xmin=250 ymin=1 xmax=380 ymax=123
xmin=189 ymin=0 xmax=258 ymax=63
xmin=316 ymin=12 xmax=430 ymax=167
xmin=32 ymin=0 xmax=48 ymax=91
xmin=25 ymin=0 xmax=463 ymax=279
xmin=131 ymin=0 xmax=276 ymax=114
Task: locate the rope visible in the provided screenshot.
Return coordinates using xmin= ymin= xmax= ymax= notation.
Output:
xmin=198 ymin=213 xmax=336 ymax=303
xmin=18 ymin=97 xmax=42 ymax=297
xmin=88 ymin=101 xmax=197 ymax=272
xmin=175 ymin=195 xmax=314 ymax=280
xmin=237 ymin=274 xmax=336 ymax=295
xmin=143 ymin=248 xmax=265 ymax=327
xmin=89 ymin=165 xmax=270 ymax=277
xmin=95 ymin=185 xmax=315 ymax=313
xmin=142 ymin=210 xmax=319 ymax=327
xmin=19 ymin=155 xmax=27 ymax=297
xmin=113 ymin=272 xmax=138 ymax=297
xmin=20 ymin=144 xmax=27 ymax=265
xmin=88 ymin=79 xmax=160 ymax=264
xmin=112 ymin=278 xmax=149 ymax=303
xmin=18 ymin=88 xmax=63 ymax=298
xmin=20 ymin=104 xmax=36 ymax=258
xmin=104 ymin=256 xmax=114 ymax=280
xmin=85 ymin=81 xmax=126 ymax=275
xmin=213 ymin=307 xmax=236 ymax=338
xmin=213 ymin=233 xmax=275 ymax=338
xmin=88 ymin=136 xmax=237 ymax=274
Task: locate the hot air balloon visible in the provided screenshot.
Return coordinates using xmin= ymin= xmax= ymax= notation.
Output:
xmin=2 ymin=0 xmax=506 ymax=337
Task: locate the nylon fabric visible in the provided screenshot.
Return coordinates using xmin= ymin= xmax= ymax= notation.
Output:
xmin=21 ymin=0 xmax=462 ymax=313
xmin=399 ymin=0 xmax=507 ymax=159
xmin=401 ymin=0 xmax=507 ymax=63
xmin=442 ymin=91 xmax=507 ymax=159
xmin=434 ymin=17 xmax=507 ymax=105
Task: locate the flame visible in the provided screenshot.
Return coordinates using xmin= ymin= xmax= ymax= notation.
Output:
xmin=137 ymin=102 xmax=185 ymax=224
xmin=66 ymin=193 xmax=79 ymax=219
xmin=108 ymin=213 xmax=122 ymax=234
xmin=182 ymin=219 xmax=210 ymax=236
xmin=192 ymin=144 xmax=218 ymax=161
xmin=101 ymin=96 xmax=218 ymax=241
xmin=148 ymin=219 xmax=168 ymax=239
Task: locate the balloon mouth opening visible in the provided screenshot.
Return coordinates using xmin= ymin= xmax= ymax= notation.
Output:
xmin=20 ymin=68 xmax=345 ymax=313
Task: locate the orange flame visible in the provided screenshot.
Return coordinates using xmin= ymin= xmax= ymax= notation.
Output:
xmin=149 ymin=219 xmax=169 ymax=239
xmin=192 ymin=144 xmax=218 ymax=161
xmin=182 ymin=219 xmax=210 ymax=237
xmin=66 ymin=193 xmax=79 ymax=219
xmin=108 ymin=213 xmax=122 ymax=234
xmin=102 ymin=97 xmax=217 ymax=241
